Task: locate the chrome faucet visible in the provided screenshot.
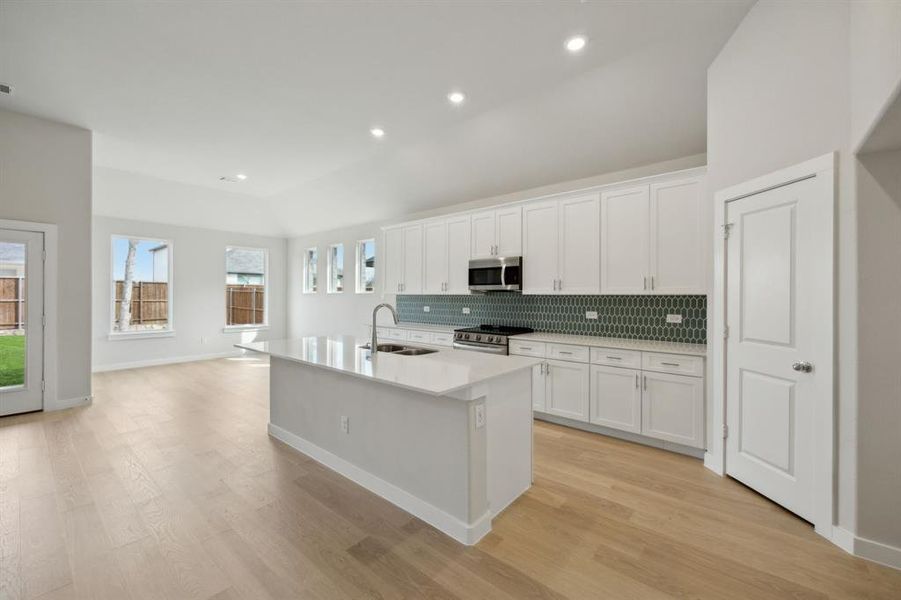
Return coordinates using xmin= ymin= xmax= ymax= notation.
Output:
xmin=371 ymin=303 xmax=399 ymax=353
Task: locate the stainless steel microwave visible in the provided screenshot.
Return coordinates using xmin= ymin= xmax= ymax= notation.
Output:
xmin=468 ymin=257 xmax=522 ymax=292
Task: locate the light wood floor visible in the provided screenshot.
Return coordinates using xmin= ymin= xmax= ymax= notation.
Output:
xmin=1 ymin=357 xmax=899 ymax=599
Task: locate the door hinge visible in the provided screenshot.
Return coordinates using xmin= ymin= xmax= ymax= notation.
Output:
xmin=723 ymin=324 xmax=729 ymax=339
xmin=722 ymin=222 xmax=734 ymax=239
xmin=722 ymin=424 xmax=729 ymax=439
xmin=42 ymin=314 xmax=46 ymax=327
xmin=41 ymin=380 xmax=45 ymax=392
xmin=42 ymin=249 xmax=47 ymax=262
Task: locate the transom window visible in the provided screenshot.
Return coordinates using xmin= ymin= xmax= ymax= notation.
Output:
xmin=356 ymin=239 xmax=375 ymax=293
xmin=328 ymin=243 xmax=344 ymax=293
xmin=303 ymin=247 xmax=318 ymax=293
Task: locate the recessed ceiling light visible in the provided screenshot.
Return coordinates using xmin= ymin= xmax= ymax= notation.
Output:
xmin=236 ymin=173 xmax=248 ymax=180
xmin=447 ymin=91 xmax=466 ymax=105
xmin=370 ymin=127 xmax=385 ymax=138
xmin=565 ymin=35 xmax=587 ymax=53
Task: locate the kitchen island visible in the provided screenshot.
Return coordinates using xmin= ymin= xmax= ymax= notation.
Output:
xmin=236 ymin=336 xmax=539 ymax=545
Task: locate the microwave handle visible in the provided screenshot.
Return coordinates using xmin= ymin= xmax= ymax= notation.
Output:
xmin=500 ymin=263 xmax=507 ymax=287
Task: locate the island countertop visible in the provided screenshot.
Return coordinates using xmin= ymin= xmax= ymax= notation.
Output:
xmin=236 ymin=336 xmax=540 ymax=397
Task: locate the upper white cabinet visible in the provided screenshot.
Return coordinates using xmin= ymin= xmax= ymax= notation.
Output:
xmin=649 ymin=178 xmax=706 ymax=294
xmin=600 ymin=186 xmax=650 ymax=294
xmin=601 ymin=175 xmax=706 ymax=295
xmin=384 ymin=224 xmax=423 ymax=294
xmin=522 ymin=194 xmax=600 ymax=294
xmin=423 ymin=215 xmax=471 ymax=294
xmin=471 ymin=206 xmax=522 ymax=258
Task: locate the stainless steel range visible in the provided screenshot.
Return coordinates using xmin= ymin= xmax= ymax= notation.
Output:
xmin=453 ymin=325 xmax=534 ymax=355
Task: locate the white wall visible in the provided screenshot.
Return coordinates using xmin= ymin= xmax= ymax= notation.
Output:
xmin=92 ymin=215 xmax=287 ymax=371
xmin=287 ymin=154 xmax=707 ymax=339
xmin=0 ymin=108 xmax=92 ymax=407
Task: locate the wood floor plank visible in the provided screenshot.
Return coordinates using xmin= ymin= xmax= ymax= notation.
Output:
xmin=1 ymin=357 xmax=899 ymax=600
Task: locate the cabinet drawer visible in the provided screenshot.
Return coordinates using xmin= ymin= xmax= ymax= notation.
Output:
xmin=431 ymin=333 xmax=454 ymax=347
xmin=590 ymin=347 xmax=642 ymax=369
xmin=380 ymin=328 xmax=408 ymax=341
xmin=407 ymin=330 xmax=431 ymax=344
xmin=547 ymin=343 xmax=589 ymax=363
xmin=642 ymin=352 xmax=704 ymax=377
xmin=509 ymin=340 xmax=547 ymax=358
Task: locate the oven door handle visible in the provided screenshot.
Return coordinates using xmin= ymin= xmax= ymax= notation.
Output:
xmin=453 ymin=341 xmax=508 ymax=355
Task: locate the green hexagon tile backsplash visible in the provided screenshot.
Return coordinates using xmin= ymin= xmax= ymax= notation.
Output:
xmin=396 ymin=294 xmax=707 ymax=344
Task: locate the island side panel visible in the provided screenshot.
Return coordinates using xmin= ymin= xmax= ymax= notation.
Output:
xmin=268 ymin=356 xmax=478 ymax=535
xmin=484 ymin=370 xmax=533 ymax=517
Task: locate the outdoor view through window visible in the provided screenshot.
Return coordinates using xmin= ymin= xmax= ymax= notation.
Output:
xmin=0 ymin=241 xmax=25 ymax=387
xmin=226 ymin=247 xmax=267 ymax=326
xmin=112 ymin=237 xmax=171 ymax=332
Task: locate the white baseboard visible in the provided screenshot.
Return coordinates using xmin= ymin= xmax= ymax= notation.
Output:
xmin=704 ymin=451 xmax=725 ymax=475
xmin=45 ymin=395 xmax=93 ymax=412
xmin=268 ymin=422 xmax=491 ymax=546
xmin=832 ymin=527 xmax=901 ymax=570
xmin=92 ymin=350 xmax=241 ymax=373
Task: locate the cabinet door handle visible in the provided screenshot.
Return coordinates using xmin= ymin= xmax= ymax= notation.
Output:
xmin=635 ymin=373 xmax=639 ymax=388
xmin=661 ymin=362 xmax=680 ymax=367
xmin=558 ymin=279 xmax=563 ymax=290
xmin=520 ymin=346 xmax=533 ymax=351
xmin=651 ymin=276 xmax=655 ymax=290
xmin=606 ymin=355 xmax=622 ymax=360
xmin=642 ymin=375 xmax=647 ymax=391
xmin=643 ymin=276 xmax=647 ymax=291
xmin=558 ymin=351 xmax=573 ymax=355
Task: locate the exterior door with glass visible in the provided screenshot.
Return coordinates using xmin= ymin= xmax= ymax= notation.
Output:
xmin=0 ymin=228 xmax=44 ymax=416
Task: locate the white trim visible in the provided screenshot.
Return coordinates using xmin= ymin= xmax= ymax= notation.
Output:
xmin=92 ymin=350 xmax=241 ymax=373
xmin=45 ymin=395 xmax=92 ymax=412
xmin=109 ymin=234 xmax=175 ymax=336
xmin=0 ymin=218 xmax=59 ymax=413
xmin=222 ymin=324 xmax=270 ymax=333
xmin=711 ymin=152 xmax=836 ymax=541
xmin=832 ymin=527 xmax=901 ymax=571
xmin=268 ymin=422 xmax=492 ymax=546
xmin=107 ymin=329 xmax=175 ymax=341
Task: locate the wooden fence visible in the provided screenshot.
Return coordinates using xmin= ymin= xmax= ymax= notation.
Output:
xmin=226 ymin=284 xmax=265 ymax=326
xmin=114 ymin=281 xmax=169 ymax=325
xmin=0 ymin=277 xmax=25 ymax=330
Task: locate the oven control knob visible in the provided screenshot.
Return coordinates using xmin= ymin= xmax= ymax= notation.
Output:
xmin=487 ymin=336 xmax=495 ymax=343
xmin=464 ymin=334 xmax=470 ymax=340
xmin=475 ymin=335 xmax=482 ymax=341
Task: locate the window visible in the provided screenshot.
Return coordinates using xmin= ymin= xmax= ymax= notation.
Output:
xmin=225 ymin=247 xmax=268 ymax=328
xmin=328 ymin=243 xmax=344 ymax=293
xmin=356 ymin=239 xmax=375 ymax=293
xmin=110 ymin=236 xmax=173 ymax=335
xmin=303 ymin=247 xmax=318 ymax=293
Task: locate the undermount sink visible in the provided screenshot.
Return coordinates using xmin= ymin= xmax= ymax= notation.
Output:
xmin=393 ymin=348 xmax=438 ymax=356
xmin=358 ymin=343 xmax=437 ymax=356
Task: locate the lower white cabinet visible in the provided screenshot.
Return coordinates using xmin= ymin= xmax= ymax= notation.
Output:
xmin=641 ymin=371 xmax=704 ymax=448
xmin=590 ymin=365 xmax=642 ymax=434
xmin=531 ymin=364 xmax=546 ymax=412
xmin=544 ymin=359 xmax=590 ymax=422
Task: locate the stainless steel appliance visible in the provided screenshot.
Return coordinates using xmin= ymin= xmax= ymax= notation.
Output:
xmin=453 ymin=325 xmax=534 ymax=355
xmin=468 ymin=257 xmax=522 ymax=292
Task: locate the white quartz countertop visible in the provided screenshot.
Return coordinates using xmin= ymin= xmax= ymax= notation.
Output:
xmin=237 ymin=336 xmax=539 ymax=396
xmin=510 ymin=332 xmax=707 ymax=356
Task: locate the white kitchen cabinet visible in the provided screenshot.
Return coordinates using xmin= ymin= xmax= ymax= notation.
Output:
xmin=590 ymin=365 xmax=642 ymax=434
xmin=531 ymin=363 xmax=546 ymax=412
xmin=383 ymin=226 xmax=405 ymax=295
xmin=649 ymin=178 xmax=706 ymax=294
xmin=545 ymin=359 xmax=590 ymax=422
xmin=522 ymin=194 xmax=599 ymax=295
xmin=600 ymin=185 xmax=650 ymax=294
xmin=446 ymin=215 xmax=471 ymax=294
xmin=558 ymin=194 xmax=600 ymax=294
xmin=470 ymin=206 xmax=522 ymax=258
xmin=641 ymin=371 xmax=704 ymax=448
xmin=522 ymin=200 xmax=559 ymax=294
xmin=383 ymin=224 xmax=422 ymax=294
xmin=423 ymin=220 xmax=448 ymax=294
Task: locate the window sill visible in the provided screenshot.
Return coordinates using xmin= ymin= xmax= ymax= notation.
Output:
xmin=223 ymin=325 xmax=270 ymax=333
xmin=108 ymin=330 xmax=175 ymax=341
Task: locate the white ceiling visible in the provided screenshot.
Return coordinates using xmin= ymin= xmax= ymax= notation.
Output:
xmin=1 ymin=1 xmax=751 ymax=237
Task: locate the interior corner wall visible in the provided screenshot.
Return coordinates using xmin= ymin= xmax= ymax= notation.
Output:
xmin=92 ymin=215 xmax=288 ymax=371
xmin=0 ymin=108 xmax=93 ymax=406
xmin=705 ymin=0 xmax=857 ymax=531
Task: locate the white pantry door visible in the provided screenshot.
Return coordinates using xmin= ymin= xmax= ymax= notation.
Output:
xmin=0 ymin=229 xmax=44 ymax=416
xmin=725 ymin=174 xmax=831 ymax=523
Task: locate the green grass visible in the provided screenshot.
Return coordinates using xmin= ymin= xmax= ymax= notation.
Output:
xmin=0 ymin=335 xmax=25 ymax=387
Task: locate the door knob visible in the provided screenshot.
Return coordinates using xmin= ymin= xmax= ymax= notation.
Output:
xmin=792 ymin=361 xmax=813 ymax=373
